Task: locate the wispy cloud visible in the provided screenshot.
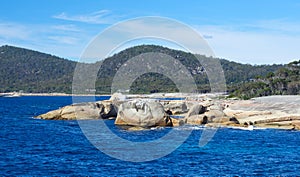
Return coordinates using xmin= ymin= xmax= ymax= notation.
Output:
xmin=48 ymin=36 xmax=79 ymax=45
xmin=195 ymin=19 xmax=300 ymax=64
xmin=0 ymin=21 xmax=91 ymax=60
xmin=243 ymin=19 xmax=300 ymax=34
xmin=78 ymin=17 xmax=216 ymax=62
xmin=0 ymin=23 xmax=31 ymax=41
xmin=53 ymin=10 xmax=118 ymax=24
xmin=52 ymin=24 xmax=80 ymax=32
xmin=0 ymin=22 xmax=82 ymax=45
xmin=1 ymin=16 xmax=299 ymax=65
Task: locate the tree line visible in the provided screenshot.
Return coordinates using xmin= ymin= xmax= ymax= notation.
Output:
xmin=1 ymin=44 xmax=295 ymax=99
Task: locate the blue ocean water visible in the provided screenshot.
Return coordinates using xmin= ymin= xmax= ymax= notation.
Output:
xmin=1 ymin=96 xmax=300 ymax=176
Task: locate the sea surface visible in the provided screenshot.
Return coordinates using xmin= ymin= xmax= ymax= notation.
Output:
xmin=1 ymin=96 xmax=300 ymax=176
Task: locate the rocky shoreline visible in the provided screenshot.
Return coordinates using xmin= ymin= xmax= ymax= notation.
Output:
xmin=36 ymin=93 xmax=300 ymax=131
xmin=0 ymin=92 xmax=112 ymax=97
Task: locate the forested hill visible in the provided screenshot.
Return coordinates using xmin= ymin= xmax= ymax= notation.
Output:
xmin=230 ymin=60 xmax=300 ymax=99
xmin=0 ymin=45 xmax=76 ymax=93
xmin=96 ymin=45 xmax=283 ymax=93
xmin=0 ymin=45 xmax=284 ymax=94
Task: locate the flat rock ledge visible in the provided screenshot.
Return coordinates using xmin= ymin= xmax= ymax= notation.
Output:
xmin=36 ymin=94 xmax=300 ymax=130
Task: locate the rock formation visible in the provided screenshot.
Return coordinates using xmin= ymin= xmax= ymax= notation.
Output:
xmin=36 ymin=101 xmax=117 ymax=120
xmin=115 ymin=99 xmax=172 ymax=127
xmin=161 ymin=100 xmax=188 ymax=115
xmin=36 ymin=94 xmax=300 ymax=131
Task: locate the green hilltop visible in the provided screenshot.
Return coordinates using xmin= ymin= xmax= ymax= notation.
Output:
xmin=230 ymin=60 xmax=300 ymax=99
xmin=0 ymin=45 xmax=76 ymax=93
xmin=1 ymin=44 xmax=297 ymax=99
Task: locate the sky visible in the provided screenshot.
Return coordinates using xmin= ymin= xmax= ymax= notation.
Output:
xmin=0 ymin=0 xmax=300 ymax=64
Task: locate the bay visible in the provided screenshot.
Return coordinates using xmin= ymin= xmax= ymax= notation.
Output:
xmin=1 ymin=96 xmax=300 ymax=176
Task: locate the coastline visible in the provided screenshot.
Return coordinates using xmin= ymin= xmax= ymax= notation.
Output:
xmin=0 ymin=92 xmax=224 ymax=99
xmin=3 ymin=91 xmax=299 ymax=131
xmin=34 ymin=93 xmax=300 ymax=131
xmin=0 ymin=92 xmax=111 ymax=97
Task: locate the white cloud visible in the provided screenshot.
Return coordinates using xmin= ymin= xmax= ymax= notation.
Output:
xmin=1 ymin=17 xmax=299 ymax=65
xmin=0 ymin=21 xmax=90 ymax=60
xmin=48 ymin=36 xmax=79 ymax=45
xmin=78 ymin=17 xmax=217 ymax=62
xmin=0 ymin=23 xmax=31 ymax=41
xmin=195 ymin=20 xmax=300 ymax=64
xmin=249 ymin=19 xmax=300 ymax=34
xmin=53 ymin=10 xmax=117 ymax=24
xmin=52 ymin=24 xmax=80 ymax=32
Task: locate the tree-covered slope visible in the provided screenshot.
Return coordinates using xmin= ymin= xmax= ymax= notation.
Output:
xmin=96 ymin=45 xmax=283 ymax=93
xmin=0 ymin=44 xmax=285 ymax=95
xmin=230 ymin=60 xmax=300 ymax=99
xmin=0 ymin=45 xmax=76 ymax=93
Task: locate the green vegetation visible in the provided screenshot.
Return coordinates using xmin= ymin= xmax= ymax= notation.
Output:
xmin=96 ymin=45 xmax=282 ymax=94
xmin=0 ymin=45 xmax=76 ymax=93
xmin=230 ymin=60 xmax=300 ymax=99
xmin=130 ymin=73 xmax=179 ymax=94
xmin=1 ymin=44 xmax=295 ymax=99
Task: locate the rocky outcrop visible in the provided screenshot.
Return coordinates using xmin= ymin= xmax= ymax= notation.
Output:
xmin=222 ymin=95 xmax=300 ymax=129
xmin=36 ymin=94 xmax=300 ymax=131
xmin=36 ymin=101 xmax=117 ymax=120
xmin=185 ymin=115 xmax=208 ymax=125
xmin=115 ymin=99 xmax=172 ymax=127
xmin=37 ymin=109 xmax=62 ymax=120
xmin=109 ymin=92 xmax=127 ymax=102
xmin=161 ymin=101 xmax=188 ymax=115
xmin=185 ymin=104 xmax=206 ymax=117
xmin=292 ymin=122 xmax=300 ymax=130
xmin=254 ymin=116 xmax=300 ymax=124
xmin=98 ymin=101 xmax=118 ymax=119
xmin=204 ymin=110 xmax=224 ymax=120
xmin=170 ymin=118 xmax=185 ymax=126
xmin=223 ymin=109 xmax=272 ymax=119
xmin=184 ymin=99 xmax=246 ymax=128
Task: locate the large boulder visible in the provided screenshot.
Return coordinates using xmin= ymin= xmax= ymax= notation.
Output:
xmin=186 ymin=115 xmax=208 ymax=125
xmin=37 ymin=109 xmax=61 ymax=120
xmin=162 ymin=101 xmax=188 ymax=115
xmin=37 ymin=101 xmax=117 ymax=120
xmin=109 ymin=92 xmax=127 ymax=102
xmin=210 ymin=117 xmax=240 ymax=126
xmin=97 ymin=101 xmax=118 ymax=119
xmin=292 ymin=122 xmax=300 ymax=130
xmin=61 ymin=103 xmax=102 ymax=119
xmin=185 ymin=103 xmax=207 ymax=118
xmin=109 ymin=93 xmax=126 ymax=107
xmin=204 ymin=109 xmax=225 ymax=120
xmin=170 ymin=118 xmax=185 ymax=126
xmin=115 ymin=99 xmax=170 ymax=127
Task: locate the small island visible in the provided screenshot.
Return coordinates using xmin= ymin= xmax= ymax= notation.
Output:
xmin=36 ymin=93 xmax=300 ymax=131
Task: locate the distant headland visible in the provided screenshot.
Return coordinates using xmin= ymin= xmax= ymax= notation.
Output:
xmin=1 ymin=45 xmax=299 ymax=99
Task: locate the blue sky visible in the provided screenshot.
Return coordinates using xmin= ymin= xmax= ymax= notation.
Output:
xmin=0 ymin=0 xmax=300 ymax=64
